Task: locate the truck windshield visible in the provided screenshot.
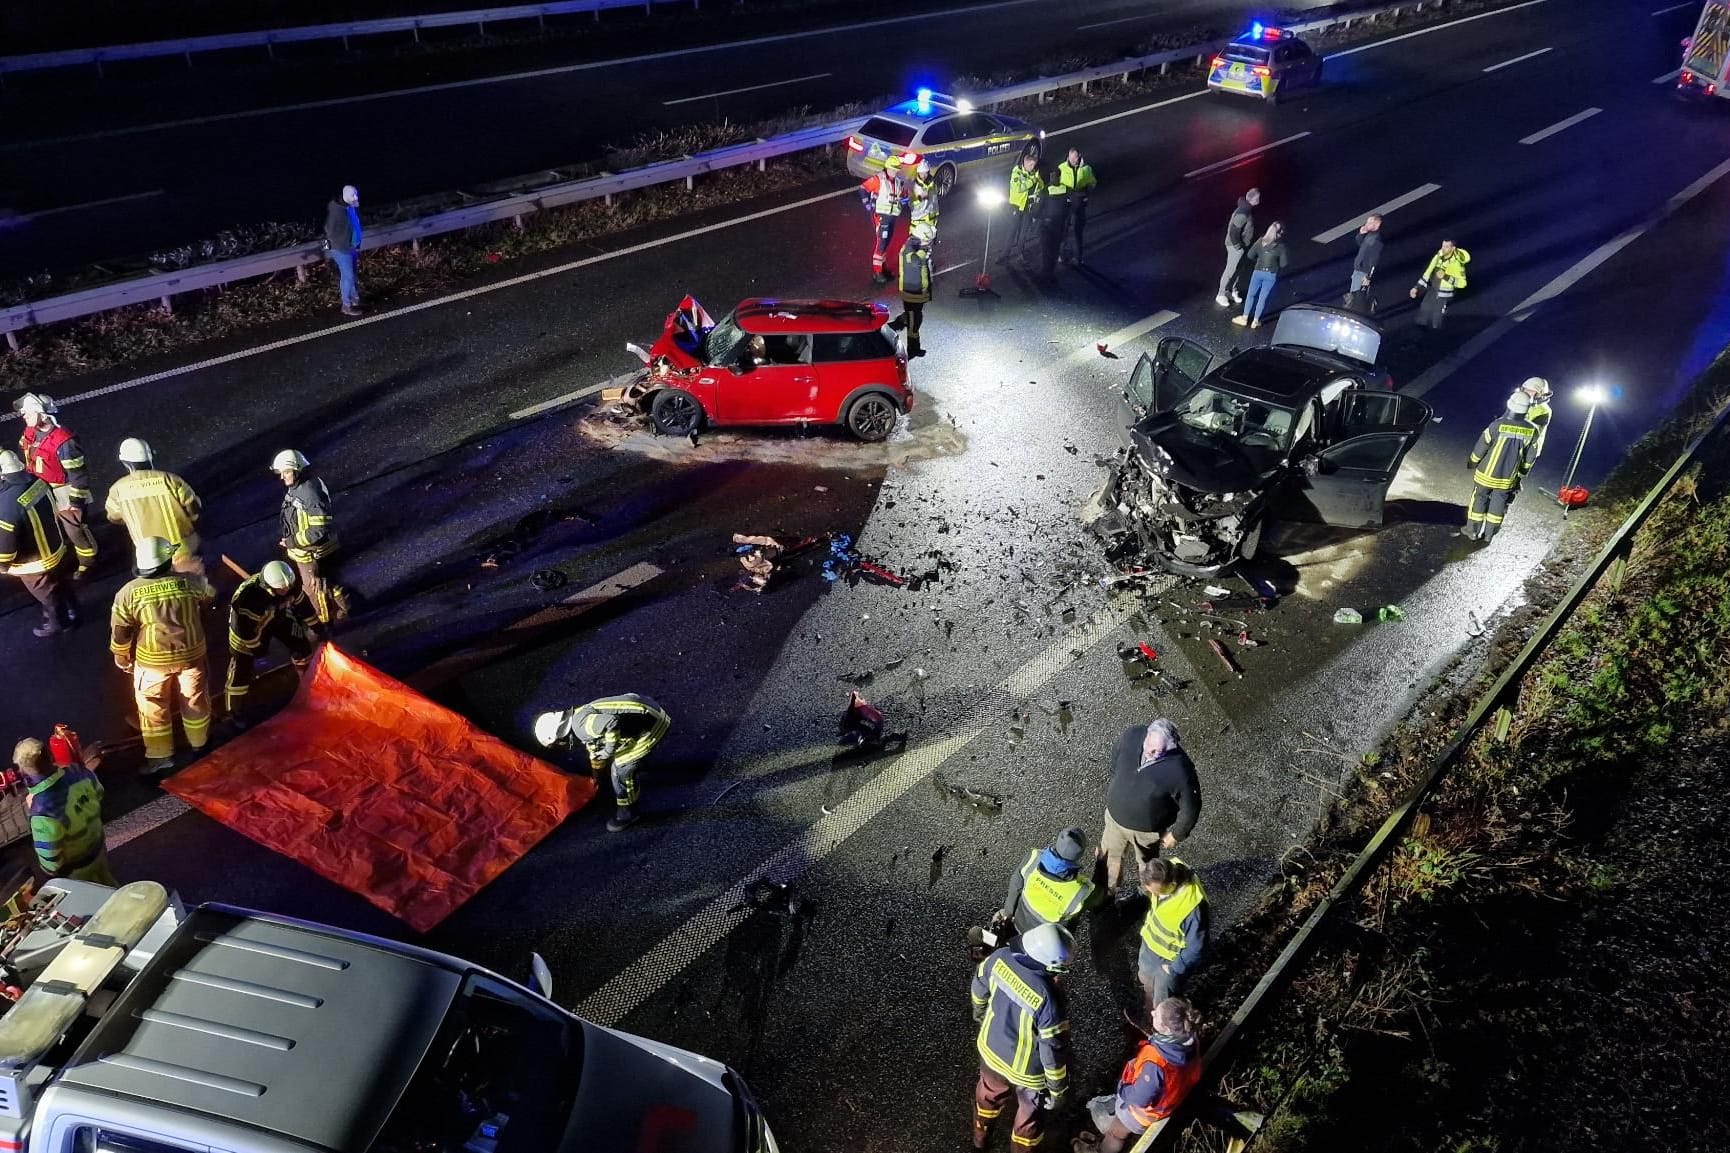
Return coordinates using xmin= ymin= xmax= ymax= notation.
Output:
xmin=371 ymin=974 xmax=581 ymax=1153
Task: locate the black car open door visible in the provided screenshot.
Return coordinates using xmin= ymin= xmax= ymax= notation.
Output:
xmin=1288 ymin=390 xmax=1432 ymax=527
xmin=1118 ymin=339 xmax=1213 ymax=445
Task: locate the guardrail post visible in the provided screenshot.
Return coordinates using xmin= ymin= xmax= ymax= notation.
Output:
xmin=184 ymin=51 xmax=193 ymax=68
xmin=1492 ymin=705 xmax=1513 ymax=743
xmin=538 ymin=14 xmax=546 ymax=30
xmin=159 ymin=296 xmax=173 ymax=316
xmin=296 ymin=264 xmax=308 ymax=284
xmin=479 ymin=20 xmax=487 ymax=35
xmin=644 ymin=0 xmax=652 ymax=13
xmin=1195 ymin=53 xmax=1206 ymax=66
xmin=1081 ymin=79 xmax=1090 ymax=94
xmin=685 ymin=173 xmax=695 ymax=190
xmin=513 ymin=212 xmax=525 ymax=230
xmin=1161 ymin=61 xmax=1170 ymax=75
xmin=5 ymin=333 xmax=19 ymax=353
xmin=1608 ymin=551 xmax=1629 ymax=593
xmin=266 ymin=41 xmax=275 ymax=60
xmin=94 ymin=59 xmax=104 ymax=79
xmin=413 ymin=22 xmax=422 ymax=42
xmin=343 ymin=35 xmax=351 ymax=50
xmin=412 ymin=238 xmax=421 ymax=254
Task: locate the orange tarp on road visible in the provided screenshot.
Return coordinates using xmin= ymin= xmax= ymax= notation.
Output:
xmin=166 ymin=645 xmax=592 ymax=931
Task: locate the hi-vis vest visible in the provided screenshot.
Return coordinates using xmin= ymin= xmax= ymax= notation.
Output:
xmin=1420 ymin=247 xmax=1470 ymax=295
xmin=1009 ymin=165 xmax=1041 ymax=211
xmin=1139 ymin=864 xmax=1205 ymax=961
xmin=867 ymin=172 xmax=905 ymax=216
xmin=1016 ymin=849 xmax=1095 ymax=927
xmin=106 ymin=469 xmax=201 ymax=550
xmin=1119 ymin=1040 xmax=1200 ymax=1129
xmin=28 ymin=766 xmax=105 ymax=876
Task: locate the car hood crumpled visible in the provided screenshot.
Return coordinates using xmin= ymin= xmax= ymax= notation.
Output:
xmin=1139 ymin=421 xmax=1278 ymax=496
xmin=561 ymin=1023 xmax=739 ymax=1152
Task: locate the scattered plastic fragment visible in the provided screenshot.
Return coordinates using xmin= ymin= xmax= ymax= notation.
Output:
xmin=1207 ymin=637 xmax=1244 ymax=679
xmin=530 ymin=569 xmax=567 ymax=591
xmin=1333 ymin=607 xmax=1364 ymax=624
xmin=1117 ymin=641 xmax=1159 ymax=664
xmin=839 ymin=691 xmax=909 ymax=754
xmin=1203 ymin=585 xmax=1232 ymax=598
xmin=1377 ymin=604 xmax=1407 ymax=622
xmin=1097 ymin=343 xmax=1120 ymax=359
xmin=1236 ymin=630 xmax=1260 ymax=648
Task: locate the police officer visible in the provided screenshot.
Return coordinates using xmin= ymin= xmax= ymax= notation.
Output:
xmin=226 ymin=561 xmax=319 ymax=728
xmin=15 ymin=394 xmax=96 ymax=578
xmin=1138 ymin=857 xmax=1208 ymax=1010
xmin=106 ymin=437 xmax=204 ymax=575
xmin=274 ymin=449 xmax=353 ymax=623
xmin=892 ymin=235 xmax=932 ymax=358
xmin=1005 ymin=150 xmax=1043 ymax=263
xmin=534 ymin=694 xmax=672 ymax=831
xmin=1464 ymin=407 xmax=1538 ymax=542
xmin=1410 ymin=238 xmax=1470 ymax=329
xmin=970 ymin=922 xmax=1073 ymax=1151
xmin=1056 ymin=147 xmax=1097 ymax=265
xmin=1087 ymin=998 xmax=1203 ymax=1152
xmin=111 ymin=537 xmax=216 ymax=775
xmin=0 ymin=450 xmax=80 ymax=638
xmin=859 ymin=155 xmax=909 ymax=284
xmin=13 ymin=737 xmax=114 ymax=885
xmin=910 ymin=159 xmax=940 ymax=251
xmin=998 ymin=826 xmax=1106 ymax=936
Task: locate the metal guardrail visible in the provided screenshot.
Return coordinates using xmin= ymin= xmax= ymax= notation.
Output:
xmin=0 ymin=0 xmax=700 ymax=76
xmin=0 ymin=0 xmax=1447 ymax=348
xmin=1145 ymin=397 xmax=1730 ymax=1152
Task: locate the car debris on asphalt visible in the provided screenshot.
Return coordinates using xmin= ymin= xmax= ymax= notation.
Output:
xmin=731 ymin=531 xmax=832 ymax=593
xmin=840 ymin=690 xmax=908 ymax=753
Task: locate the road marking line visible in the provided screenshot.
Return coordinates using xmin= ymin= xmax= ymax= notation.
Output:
xmin=661 ymin=72 xmax=831 ymax=106
xmin=1652 ymin=2 xmax=1693 ymax=14
xmin=1184 ymin=133 xmax=1312 ymax=180
xmin=107 ymin=795 xmax=191 ymax=848
xmin=1519 ymin=107 xmax=1601 ymax=145
xmin=49 ymin=186 xmax=856 ymax=411
xmin=1047 ymin=89 xmax=1207 ymax=137
xmin=1652 ymin=67 xmax=1683 ymax=83
xmin=1405 ymin=154 xmax=1730 ymax=398
xmin=1311 ymin=183 xmax=1442 ymax=244
xmin=1057 ymin=310 xmax=1180 ymax=372
xmin=1482 ymin=46 xmax=1552 ymax=72
xmin=1326 ymin=0 xmax=1550 ymax=59
xmin=510 ymin=369 xmax=641 ymax=420
xmin=934 ymin=259 xmax=974 ymax=276
xmin=573 ymin=596 xmax=1146 ymax=1027
xmin=2 ymin=0 xmax=1050 ymax=151
xmin=6 ymin=189 xmax=165 ymax=223
xmin=1076 ymin=12 xmax=1155 ymax=29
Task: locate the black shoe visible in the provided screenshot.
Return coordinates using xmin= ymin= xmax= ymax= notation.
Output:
xmin=606 ymin=806 xmax=639 ymax=832
xmin=73 ymin=566 xmax=91 ymax=582
xmin=140 ymin=756 xmax=175 ymax=778
xmin=32 ymin=621 xmax=62 ymax=638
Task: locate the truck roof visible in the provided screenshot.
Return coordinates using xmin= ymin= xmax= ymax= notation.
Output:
xmin=58 ymin=906 xmax=462 ymax=1153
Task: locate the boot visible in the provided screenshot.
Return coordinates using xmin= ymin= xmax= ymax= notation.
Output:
xmin=33 ymin=616 xmax=62 ymax=638
xmin=606 ymin=806 xmax=639 ymax=832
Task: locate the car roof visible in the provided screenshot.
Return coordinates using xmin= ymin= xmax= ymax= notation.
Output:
xmin=732 ymin=299 xmax=889 ymax=334
xmin=873 ymin=98 xmax=961 ymax=127
xmin=61 ymin=907 xmax=462 ymax=1153
xmin=1204 ymin=347 xmax=1333 ymax=405
xmin=1230 ymin=28 xmax=1309 ymax=47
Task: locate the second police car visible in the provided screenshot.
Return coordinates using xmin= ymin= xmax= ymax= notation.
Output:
xmin=846 ymin=89 xmax=1042 ymax=195
xmin=1207 ymin=24 xmax=1324 ymax=102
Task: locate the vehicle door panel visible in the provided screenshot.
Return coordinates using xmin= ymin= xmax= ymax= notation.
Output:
xmin=813 ymin=332 xmax=891 ymax=420
xmin=719 ymin=335 xmax=817 ymax=422
xmin=1323 ymin=389 xmax=1431 ymax=445
xmin=1282 ymin=431 xmax=1414 ymax=527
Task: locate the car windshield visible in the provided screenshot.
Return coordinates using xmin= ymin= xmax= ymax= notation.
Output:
xmin=860 ymin=117 xmax=919 ymax=147
xmin=1223 ymin=45 xmax=1271 ymax=63
xmin=702 ymin=314 xmax=749 ymax=365
xmin=1172 ymin=385 xmax=1299 ymax=453
xmin=371 ymin=974 xmax=581 ymax=1153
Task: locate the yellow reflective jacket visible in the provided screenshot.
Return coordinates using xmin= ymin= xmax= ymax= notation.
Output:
xmin=1008 ymin=165 xmax=1042 ymax=211
xmin=111 ymin=572 xmax=215 ymax=669
xmin=1419 ymin=247 xmax=1470 ymax=293
xmin=106 ymin=469 xmax=202 ymax=552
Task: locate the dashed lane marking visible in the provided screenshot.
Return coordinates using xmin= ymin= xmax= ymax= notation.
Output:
xmin=1519 ymin=107 xmax=1601 ymax=145
xmin=1047 ymin=90 xmax=1207 ymax=138
xmin=1183 ymin=133 xmax=1312 ymax=180
xmin=1482 ymin=46 xmax=1552 ymax=72
xmin=662 ymin=72 xmax=832 ymax=106
xmin=1651 ymin=2 xmax=1693 ymax=14
xmin=1076 ymin=12 xmax=1156 ymax=29
xmin=107 ymin=795 xmax=191 ymax=849
xmin=1311 ymin=183 xmax=1442 ymax=245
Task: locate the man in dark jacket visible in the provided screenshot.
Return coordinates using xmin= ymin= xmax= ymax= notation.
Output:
xmin=1099 ymin=719 xmax=1202 ymax=890
xmin=274 ymin=449 xmax=352 ymax=623
xmin=1349 ymin=213 xmax=1384 ymax=303
xmin=0 ymin=450 xmax=80 ymax=638
xmin=323 ymin=185 xmax=363 ymax=316
xmin=1037 ymin=176 xmax=1072 ymax=279
xmin=891 ymin=235 xmax=932 ymax=357
xmin=1215 ymin=188 xmax=1259 ymax=307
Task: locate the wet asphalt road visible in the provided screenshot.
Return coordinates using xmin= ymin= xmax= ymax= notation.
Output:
xmin=0 ymin=0 xmax=1302 ymax=275
xmin=6 ymin=0 xmax=1730 ymax=1148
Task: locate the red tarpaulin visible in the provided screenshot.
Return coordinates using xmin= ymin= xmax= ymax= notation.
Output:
xmin=166 ymin=645 xmax=592 ymax=931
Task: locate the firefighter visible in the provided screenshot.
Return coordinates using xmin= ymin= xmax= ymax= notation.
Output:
xmin=111 ymin=536 xmax=216 ymax=775
xmin=274 ymin=449 xmax=353 ymax=623
xmin=1087 ymin=998 xmax=1203 ymax=1152
xmin=1464 ymin=408 xmax=1538 ymax=543
xmin=1138 ymin=857 xmax=1208 ymax=1010
xmin=225 ymin=561 xmax=318 ymax=728
xmin=859 ymin=154 xmax=909 ymax=284
xmin=1005 ymin=150 xmax=1043 ymax=263
xmin=1409 ymin=238 xmax=1470 ymax=330
xmin=910 ymin=159 xmax=941 ymax=250
xmin=998 ymin=826 xmax=1106 ymax=936
xmin=0 ymin=450 xmax=80 ymax=638
xmin=12 ymin=736 xmax=114 ymax=885
xmin=1505 ymin=376 xmax=1554 ymax=458
xmin=891 ymin=234 xmax=932 ymax=358
xmin=105 ymin=438 xmax=204 ymax=575
xmin=1056 ymin=147 xmax=1097 ymax=264
xmin=534 ymin=694 xmax=672 ymax=831
xmin=970 ymin=921 xmax=1073 ymax=1151
xmin=15 ymin=393 xmax=96 ymax=577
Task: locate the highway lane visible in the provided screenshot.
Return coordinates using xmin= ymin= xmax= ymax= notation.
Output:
xmin=5 ymin=1 xmax=1730 ymax=1147
xmin=0 ymin=0 xmax=1299 ymax=276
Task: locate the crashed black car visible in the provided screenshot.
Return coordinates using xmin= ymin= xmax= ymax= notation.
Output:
xmin=1091 ymin=304 xmax=1432 ymax=576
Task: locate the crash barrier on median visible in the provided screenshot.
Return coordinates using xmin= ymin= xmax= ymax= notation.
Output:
xmin=0 ymin=0 xmax=703 ymax=77
xmin=1140 ymin=399 xmax=1730 ymax=1152
xmin=0 ymin=0 xmax=1450 ymax=349
xmin=164 ymin=643 xmax=593 ymax=931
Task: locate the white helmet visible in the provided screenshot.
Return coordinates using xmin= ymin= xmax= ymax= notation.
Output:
xmin=135 ymin=536 xmax=175 ymax=572
xmin=1520 ymin=376 xmax=1552 ymax=399
xmin=260 ymin=561 xmax=297 ymax=591
xmin=533 ymin=711 xmax=571 ymax=748
xmin=118 ymin=437 xmax=155 ymax=466
xmin=14 ymin=393 xmax=56 ymax=418
xmin=1019 ymin=923 xmax=1074 ymax=972
xmin=272 ymin=449 xmax=311 ymax=473
xmin=0 ymin=451 xmax=25 ymax=475
xmin=916 ymin=159 xmax=932 ymax=178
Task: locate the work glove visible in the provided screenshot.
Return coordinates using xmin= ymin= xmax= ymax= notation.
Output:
xmin=115 ymin=657 xmax=133 ymax=674
xmin=1041 ymin=1087 xmax=1066 ymax=1110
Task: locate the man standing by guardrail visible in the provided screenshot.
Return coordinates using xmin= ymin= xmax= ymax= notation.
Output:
xmin=323 ymin=185 xmax=363 ymax=317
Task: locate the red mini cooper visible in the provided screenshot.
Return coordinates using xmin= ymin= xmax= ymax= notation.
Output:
xmin=627 ymin=297 xmax=914 ymax=442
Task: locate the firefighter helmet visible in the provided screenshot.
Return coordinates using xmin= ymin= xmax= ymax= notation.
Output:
xmin=1520 ymin=376 xmax=1552 ymax=399
xmin=260 ymin=561 xmax=296 ymax=591
xmin=533 ymin=711 xmax=572 ymax=748
xmin=271 ymin=449 xmax=311 ymax=473
xmin=884 ymin=155 xmax=904 ymax=170
xmin=118 ymin=438 xmax=155 ymax=466
xmin=135 ymin=537 xmax=175 ymax=572
xmin=916 ymin=159 xmax=932 ymax=178
xmin=1020 ymin=923 xmax=1074 ymax=973
xmin=14 ymin=393 xmax=57 ymax=418
xmin=0 ymin=451 xmax=24 ymax=475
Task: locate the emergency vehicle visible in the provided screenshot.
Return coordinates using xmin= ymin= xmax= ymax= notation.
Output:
xmin=1678 ymin=2 xmax=1730 ymax=97
xmin=846 ymin=89 xmax=1042 ymax=195
xmin=1207 ymin=24 xmax=1324 ymax=102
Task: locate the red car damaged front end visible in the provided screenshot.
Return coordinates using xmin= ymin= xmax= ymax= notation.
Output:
xmin=631 ymin=294 xmax=712 ymax=377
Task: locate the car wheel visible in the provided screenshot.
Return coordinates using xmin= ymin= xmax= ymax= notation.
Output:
xmin=845 ymin=392 xmax=899 ymax=442
xmin=650 ymin=389 xmax=705 ymax=437
xmin=935 ymin=163 xmax=958 ymax=197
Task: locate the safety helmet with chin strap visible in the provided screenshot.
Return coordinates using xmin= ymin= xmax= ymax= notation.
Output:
xmin=533 ymin=711 xmax=572 ymax=747
xmin=118 ymin=438 xmax=155 ymax=467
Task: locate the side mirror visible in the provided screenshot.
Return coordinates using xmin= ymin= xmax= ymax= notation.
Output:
xmin=529 ymin=952 xmax=554 ymax=1001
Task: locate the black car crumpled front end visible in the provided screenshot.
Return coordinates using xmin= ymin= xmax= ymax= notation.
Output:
xmin=1090 ymin=439 xmax=1263 ymax=576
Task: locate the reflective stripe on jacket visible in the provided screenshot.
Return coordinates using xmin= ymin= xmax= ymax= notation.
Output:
xmin=105 ymin=469 xmax=201 ymax=549
xmin=911 ymin=177 xmax=939 ymax=223
xmin=1014 ymin=849 xmax=1096 ymax=928
xmin=1116 ymin=1037 xmax=1201 ymax=1132
xmin=1056 ymin=160 xmax=1097 ymax=195
xmin=899 ymin=248 xmax=932 ymax=302
xmin=562 ymin=694 xmax=671 ymax=768
xmin=21 ymin=424 xmax=91 ymax=504
xmin=228 ymin=573 xmax=317 ymax=654
xmin=0 ymin=475 xmax=66 ymax=574
xmin=1470 ymin=417 xmax=1536 ymax=490
xmin=111 ymin=573 xmax=215 ymax=668
xmin=1418 ymin=247 xmax=1470 ymax=294
xmin=281 ymin=473 xmax=338 ymax=560
xmin=863 ymin=173 xmax=905 ymax=217
xmin=28 ymin=765 xmax=105 ymax=875
xmin=970 ymin=946 xmax=1070 ymax=1091
xmin=1008 ymin=166 xmax=1042 ymax=211
xmin=1139 ymin=865 xmax=1207 ymax=967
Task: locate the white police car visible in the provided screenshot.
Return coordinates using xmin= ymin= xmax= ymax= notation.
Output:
xmin=845 ymin=89 xmax=1043 ymax=195
xmin=1207 ymin=24 xmax=1324 ymax=103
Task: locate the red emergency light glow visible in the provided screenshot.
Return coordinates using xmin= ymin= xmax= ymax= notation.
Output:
xmin=900 ymin=150 xmax=920 ymax=164
xmin=847 ymin=136 xmax=865 ymax=152
xmin=1254 ymin=65 xmax=1271 ymax=76
xmin=1711 ymin=82 xmax=1720 ymax=95
xmin=1262 ymin=26 xmax=1284 ymax=39
xmin=1211 ymin=55 xmax=1225 ymax=68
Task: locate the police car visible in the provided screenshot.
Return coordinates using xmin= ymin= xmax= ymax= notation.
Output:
xmin=845 ymin=89 xmax=1042 ymax=195
xmin=1207 ymin=24 xmax=1324 ymax=102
